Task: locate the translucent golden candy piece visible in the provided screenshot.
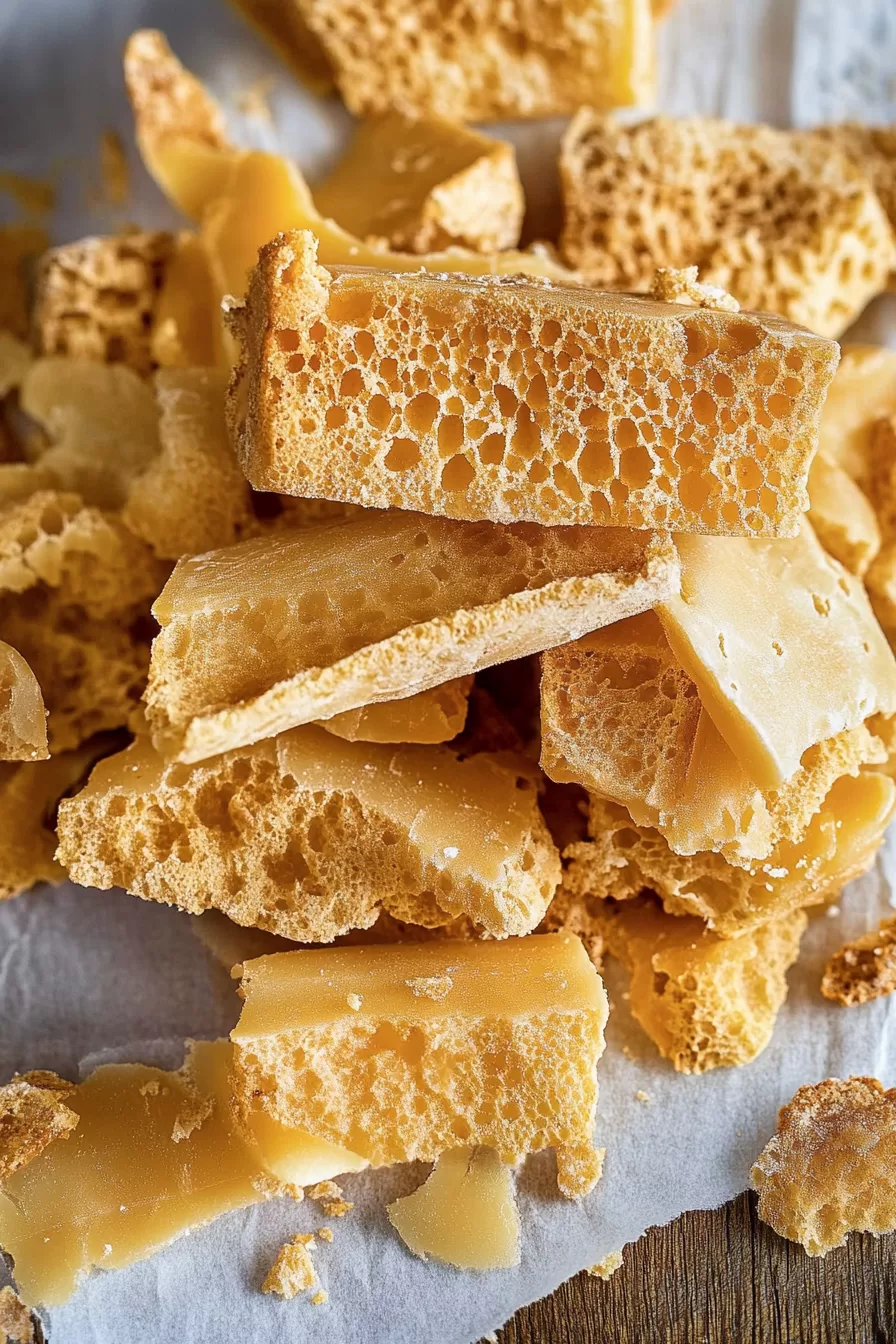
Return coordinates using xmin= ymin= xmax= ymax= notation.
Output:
xmin=821 ymin=916 xmax=896 ymax=1007
xmin=751 ymin=1077 xmax=896 ymax=1256
xmin=231 ymin=933 xmax=607 ymax=1169
xmin=560 ymin=115 xmax=896 ymax=339
xmin=32 ymin=232 xmax=176 ymax=377
xmin=541 ymin=612 xmax=888 ymax=866
xmin=124 ymin=32 xmax=573 ymax=291
xmin=319 ymin=677 xmax=471 ymax=744
xmin=0 ymin=1072 xmax=77 ymax=1182
xmin=20 ymin=359 xmax=160 ymax=510
xmin=0 ymin=1041 xmax=362 ymax=1306
xmin=595 ymin=896 xmax=807 ymax=1072
xmin=288 ymin=0 xmax=654 ymax=121
xmin=387 ymin=1147 xmax=521 ymax=1270
xmin=144 ymin=510 xmax=677 ymax=762
xmin=563 ymin=772 xmax=896 ymax=937
xmin=0 ymin=642 xmax=47 ymax=762
xmin=313 ymin=113 xmax=524 ymax=255
xmin=657 ymin=524 xmax=896 ymax=790
xmin=149 ymin=231 xmax=224 ymax=369
xmin=808 ymin=454 xmax=880 ymax=577
xmin=818 ymin=345 xmax=896 ymax=481
xmin=57 ymin=726 xmax=560 ymax=941
xmin=228 ymin=229 xmax=838 ymax=532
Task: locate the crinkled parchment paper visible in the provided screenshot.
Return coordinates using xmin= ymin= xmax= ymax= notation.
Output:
xmin=1 ymin=0 xmax=895 ymax=1338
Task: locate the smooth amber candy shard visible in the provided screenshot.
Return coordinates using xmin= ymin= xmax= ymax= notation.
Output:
xmin=319 ymin=677 xmax=472 ymax=745
xmin=560 ymin=115 xmax=895 ymax=339
xmin=313 ymin=113 xmax=524 ymax=255
xmin=0 ymin=1040 xmax=361 ymax=1306
xmin=563 ymin=771 xmax=896 ymax=937
xmin=144 ymin=508 xmax=676 ymax=762
xmin=0 ymin=642 xmax=47 ymax=762
xmin=658 ymin=523 xmax=896 ymax=790
xmin=231 ymin=933 xmax=607 ymax=1168
xmin=541 ymin=609 xmax=889 ymax=865
xmin=228 ymin=229 xmax=838 ymax=531
xmin=597 ymin=896 xmax=807 ymax=1072
xmin=751 ymin=1077 xmax=896 ymax=1256
xmin=387 ymin=1146 xmax=521 ymax=1270
xmin=290 ymin=0 xmax=654 ymax=121
xmin=808 ymin=453 xmax=880 ymax=577
xmin=57 ymin=726 xmax=561 ymax=941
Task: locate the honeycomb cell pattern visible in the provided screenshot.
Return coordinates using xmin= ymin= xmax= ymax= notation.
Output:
xmin=559 ymin=114 xmax=896 ymax=339
xmin=231 ymin=231 xmax=839 ymax=534
xmin=291 ymin=0 xmax=652 ymax=122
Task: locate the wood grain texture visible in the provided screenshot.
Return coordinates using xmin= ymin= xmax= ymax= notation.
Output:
xmin=497 ymin=1193 xmax=896 ymax=1343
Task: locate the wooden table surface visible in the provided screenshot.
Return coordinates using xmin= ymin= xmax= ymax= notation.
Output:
xmin=495 ymin=1193 xmax=896 ymax=1343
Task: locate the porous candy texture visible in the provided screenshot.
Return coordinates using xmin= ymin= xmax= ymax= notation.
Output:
xmin=233 ymin=1013 xmax=602 ymax=1167
xmin=752 ymin=1077 xmax=896 ymax=1256
xmin=57 ymin=727 xmax=561 ymax=942
xmin=229 ymin=231 xmax=838 ymax=534
xmin=821 ymin=917 xmax=896 ymax=1007
xmin=562 ymin=770 xmax=895 ymax=938
xmin=144 ymin=508 xmax=675 ymax=762
xmin=0 ymin=491 xmax=169 ymax=751
xmin=33 ymin=232 xmax=176 ymax=377
xmin=0 ymin=1073 xmax=77 ymax=1182
xmin=596 ymin=896 xmax=806 ymax=1072
xmin=560 ymin=114 xmax=896 ymax=339
xmin=292 ymin=0 xmax=654 ymax=121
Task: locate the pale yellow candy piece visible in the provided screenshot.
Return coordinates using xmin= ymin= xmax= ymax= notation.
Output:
xmin=150 ymin=232 xmax=224 ymax=369
xmin=20 ymin=360 xmax=160 ymax=510
xmin=145 ymin=511 xmax=676 ymax=762
xmin=319 ymin=677 xmax=472 ymax=744
xmin=313 ymin=113 xmax=524 ymax=254
xmin=818 ymin=345 xmax=896 ymax=481
xmin=0 ymin=1040 xmax=361 ymax=1307
xmin=231 ymin=933 xmax=607 ymax=1168
xmin=808 ymin=453 xmax=880 ymax=577
xmin=387 ymin=1146 xmax=520 ymax=1270
xmin=0 ymin=641 xmax=47 ymax=762
xmin=658 ymin=523 xmax=896 ymax=789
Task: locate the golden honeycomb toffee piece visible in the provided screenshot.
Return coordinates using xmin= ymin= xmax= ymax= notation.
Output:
xmin=657 ymin=523 xmax=896 ymax=789
xmin=313 ymin=113 xmax=524 ymax=254
xmin=387 ymin=1146 xmax=521 ymax=1270
xmin=57 ymin=727 xmax=561 ymax=941
xmin=0 ymin=642 xmax=47 ymax=762
xmin=228 ymin=230 xmax=838 ymax=530
xmin=0 ymin=1041 xmax=362 ymax=1306
xmin=319 ymin=676 xmax=472 ymax=744
xmin=231 ymin=934 xmax=607 ymax=1184
xmin=143 ymin=508 xmax=677 ymax=761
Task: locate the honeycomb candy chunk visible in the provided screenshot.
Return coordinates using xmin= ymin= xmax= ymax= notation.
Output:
xmin=228 ymin=229 xmax=838 ymax=531
xmin=0 ymin=643 xmax=47 ymax=762
xmin=751 ymin=1077 xmax=896 ymax=1256
xmin=591 ymin=896 xmax=806 ymax=1072
xmin=0 ymin=1072 xmax=77 ymax=1182
xmin=564 ymin=771 xmax=896 ymax=937
xmin=313 ymin=113 xmax=524 ymax=254
xmin=821 ymin=917 xmax=896 ymax=1007
xmin=657 ymin=524 xmax=896 ymax=790
xmin=144 ymin=510 xmax=677 ymax=762
xmin=0 ymin=1040 xmax=361 ymax=1307
xmin=57 ymin=726 xmax=560 ymax=941
xmin=227 ymin=0 xmax=335 ymax=94
xmin=33 ymin=232 xmax=176 ymax=377
xmin=231 ymin=933 xmax=607 ymax=1171
xmin=387 ymin=1146 xmax=521 ymax=1270
xmin=290 ymin=0 xmax=654 ymax=121
xmin=559 ymin=115 xmax=896 ymax=338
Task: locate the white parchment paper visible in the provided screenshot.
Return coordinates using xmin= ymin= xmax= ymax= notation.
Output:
xmin=1 ymin=0 xmax=896 ymax=1339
